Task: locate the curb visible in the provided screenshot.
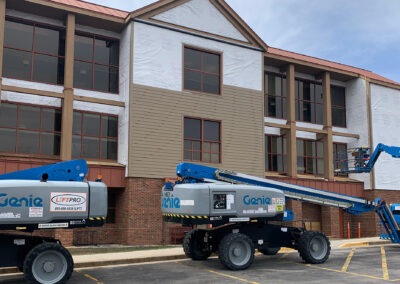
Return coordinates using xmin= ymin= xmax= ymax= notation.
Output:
xmin=0 ymin=254 xmax=188 ymax=275
xmin=339 ymin=240 xmax=391 ymax=248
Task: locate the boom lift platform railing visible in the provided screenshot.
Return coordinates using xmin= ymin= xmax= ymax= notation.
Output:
xmin=335 ymin=143 xmax=400 ymax=174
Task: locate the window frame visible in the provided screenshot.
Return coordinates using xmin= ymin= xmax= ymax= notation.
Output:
xmin=296 ymin=138 xmax=324 ymax=176
xmin=333 ymin=142 xmax=348 ymax=177
xmin=3 ymin=16 xmax=66 ymax=86
xmin=72 ymin=109 xmax=118 ymax=161
xmin=183 ymin=116 xmax=222 ymax=164
xmin=295 ymin=77 xmax=323 ymax=125
xmin=264 ymin=71 xmax=287 ymax=119
xmin=265 ymin=134 xmax=287 ymax=174
xmin=0 ymin=100 xmax=62 ymax=157
xmin=74 ymin=30 xmax=120 ymax=94
xmin=183 ymin=45 xmax=222 ymax=95
xmin=331 ymin=85 xmax=347 ymax=128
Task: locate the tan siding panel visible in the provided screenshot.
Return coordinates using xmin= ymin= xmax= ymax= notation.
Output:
xmin=129 ymin=84 xmax=264 ymax=178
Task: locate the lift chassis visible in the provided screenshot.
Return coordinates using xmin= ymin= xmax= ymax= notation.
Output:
xmin=0 ymin=160 xmax=107 ymax=284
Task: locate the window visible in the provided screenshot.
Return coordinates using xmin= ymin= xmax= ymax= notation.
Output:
xmin=3 ymin=18 xmax=65 ymax=84
xmin=0 ymin=102 xmax=61 ymax=155
xmin=184 ymin=117 xmax=221 ymax=163
xmin=295 ymin=79 xmax=323 ymax=124
xmin=297 ymin=139 xmax=324 ymax=176
xmin=72 ymin=111 xmax=118 ymax=160
xmin=265 ymin=73 xmax=286 ymax=118
xmin=74 ymin=33 xmax=119 ymax=93
xmin=331 ymin=86 xmax=346 ymax=127
xmin=333 ymin=143 xmax=348 ymax=176
xmin=184 ymin=47 xmax=221 ymax=94
xmin=265 ymin=135 xmax=286 ymax=173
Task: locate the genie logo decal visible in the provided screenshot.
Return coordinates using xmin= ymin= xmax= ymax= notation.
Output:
xmin=0 ymin=193 xmax=43 ymax=207
xmin=50 ymin=192 xmax=87 ymax=212
xmin=243 ymin=195 xmax=271 ymax=206
xmin=162 ymin=194 xmax=180 ymax=209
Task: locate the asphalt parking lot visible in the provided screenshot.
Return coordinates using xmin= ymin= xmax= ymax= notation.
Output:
xmin=1 ymin=245 xmax=400 ymax=283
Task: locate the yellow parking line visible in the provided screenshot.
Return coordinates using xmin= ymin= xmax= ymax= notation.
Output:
xmin=305 ymin=264 xmax=384 ymax=280
xmin=381 ymin=246 xmax=389 ymax=280
xmin=209 ymin=270 xmax=260 ymax=284
xmin=83 ymin=273 xmax=104 ymax=284
xmin=341 ymin=248 xmax=355 ymax=272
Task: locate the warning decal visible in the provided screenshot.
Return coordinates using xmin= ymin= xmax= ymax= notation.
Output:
xmin=50 ymin=192 xmax=87 ymax=212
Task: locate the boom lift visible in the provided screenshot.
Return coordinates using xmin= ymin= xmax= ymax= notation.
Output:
xmin=0 ymin=160 xmax=107 ymax=284
xmin=161 ymin=144 xmax=400 ymax=270
xmin=336 ymin=143 xmax=400 ymax=173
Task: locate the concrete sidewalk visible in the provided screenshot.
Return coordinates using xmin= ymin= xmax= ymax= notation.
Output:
xmin=0 ymin=236 xmax=392 ymax=275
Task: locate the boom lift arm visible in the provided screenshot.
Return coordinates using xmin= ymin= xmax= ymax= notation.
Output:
xmin=172 ymin=163 xmax=400 ymax=244
xmin=338 ymin=143 xmax=400 ymax=173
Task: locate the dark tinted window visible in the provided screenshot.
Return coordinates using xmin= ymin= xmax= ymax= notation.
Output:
xmin=4 ymin=20 xmax=33 ymax=50
xmin=75 ymin=35 xmax=93 ymax=61
xmin=33 ymin=54 xmax=64 ymax=84
xmin=184 ymin=47 xmax=220 ymax=94
xmin=184 ymin=118 xmax=221 ymax=163
xmin=102 ymin=116 xmax=118 ymax=137
xmin=42 ymin=109 xmax=62 ymax=132
xmin=331 ymin=86 xmax=346 ymax=127
xmin=74 ymin=61 xmax=93 ymax=89
xmin=94 ymin=38 xmax=119 ymax=66
xmin=204 ymin=121 xmax=220 ymax=141
xmin=74 ymin=34 xmax=119 ymax=93
xmin=295 ymin=79 xmax=323 ymax=124
xmin=265 ymin=135 xmax=286 ymax=173
xmin=34 ymin=26 xmax=65 ymax=55
xmin=184 ymin=118 xmax=201 ymax=139
xmin=297 ymin=139 xmax=324 ymax=176
xmin=73 ymin=110 xmax=118 ymax=160
xmin=265 ymin=73 xmax=286 ymax=119
xmin=83 ymin=113 xmax=100 ymax=136
xmin=3 ymin=18 xmax=65 ymax=85
xmin=333 ymin=143 xmax=348 ymax=177
xmin=3 ymin=49 xmax=32 ymax=80
xmin=0 ymin=102 xmax=61 ymax=155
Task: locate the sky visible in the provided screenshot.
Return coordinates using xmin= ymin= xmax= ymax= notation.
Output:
xmin=86 ymin=0 xmax=400 ymax=83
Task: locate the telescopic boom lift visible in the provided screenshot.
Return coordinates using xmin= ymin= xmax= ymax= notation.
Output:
xmin=161 ymin=144 xmax=400 ymax=270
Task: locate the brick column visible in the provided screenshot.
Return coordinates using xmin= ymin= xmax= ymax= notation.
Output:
xmin=322 ymin=72 xmax=334 ymax=180
xmin=321 ymin=207 xmax=340 ymax=238
xmin=285 ymin=64 xmax=297 ymax=177
xmin=285 ymin=199 xmax=303 ymax=228
xmin=0 ymin=0 xmax=6 ymax=102
xmin=60 ymin=13 xmax=75 ymax=161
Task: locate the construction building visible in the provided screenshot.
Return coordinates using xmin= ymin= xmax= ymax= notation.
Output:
xmin=0 ymin=0 xmax=400 ymax=245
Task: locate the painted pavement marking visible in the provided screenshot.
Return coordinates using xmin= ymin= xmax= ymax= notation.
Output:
xmin=341 ymin=248 xmax=355 ymax=272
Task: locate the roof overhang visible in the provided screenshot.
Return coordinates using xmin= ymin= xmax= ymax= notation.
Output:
xmin=264 ymin=53 xmax=359 ymax=82
xmin=14 ymin=0 xmax=126 ymax=32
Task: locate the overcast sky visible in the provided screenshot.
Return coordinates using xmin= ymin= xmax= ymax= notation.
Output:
xmin=87 ymin=0 xmax=400 ymax=83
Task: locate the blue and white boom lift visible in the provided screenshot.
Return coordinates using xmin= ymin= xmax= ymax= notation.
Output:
xmin=161 ymin=144 xmax=400 ymax=270
xmin=0 ymin=160 xmax=107 ymax=284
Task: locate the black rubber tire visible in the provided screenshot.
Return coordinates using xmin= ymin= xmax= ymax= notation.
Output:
xmin=259 ymin=247 xmax=280 ymax=255
xmin=298 ymin=231 xmax=331 ymax=264
xmin=23 ymin=242 xmax=74 ymax=284
xmin=183 ymin=229 xmax=211 ymax=261
xmin=218 ymin=233 xmax=255 ymax=270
